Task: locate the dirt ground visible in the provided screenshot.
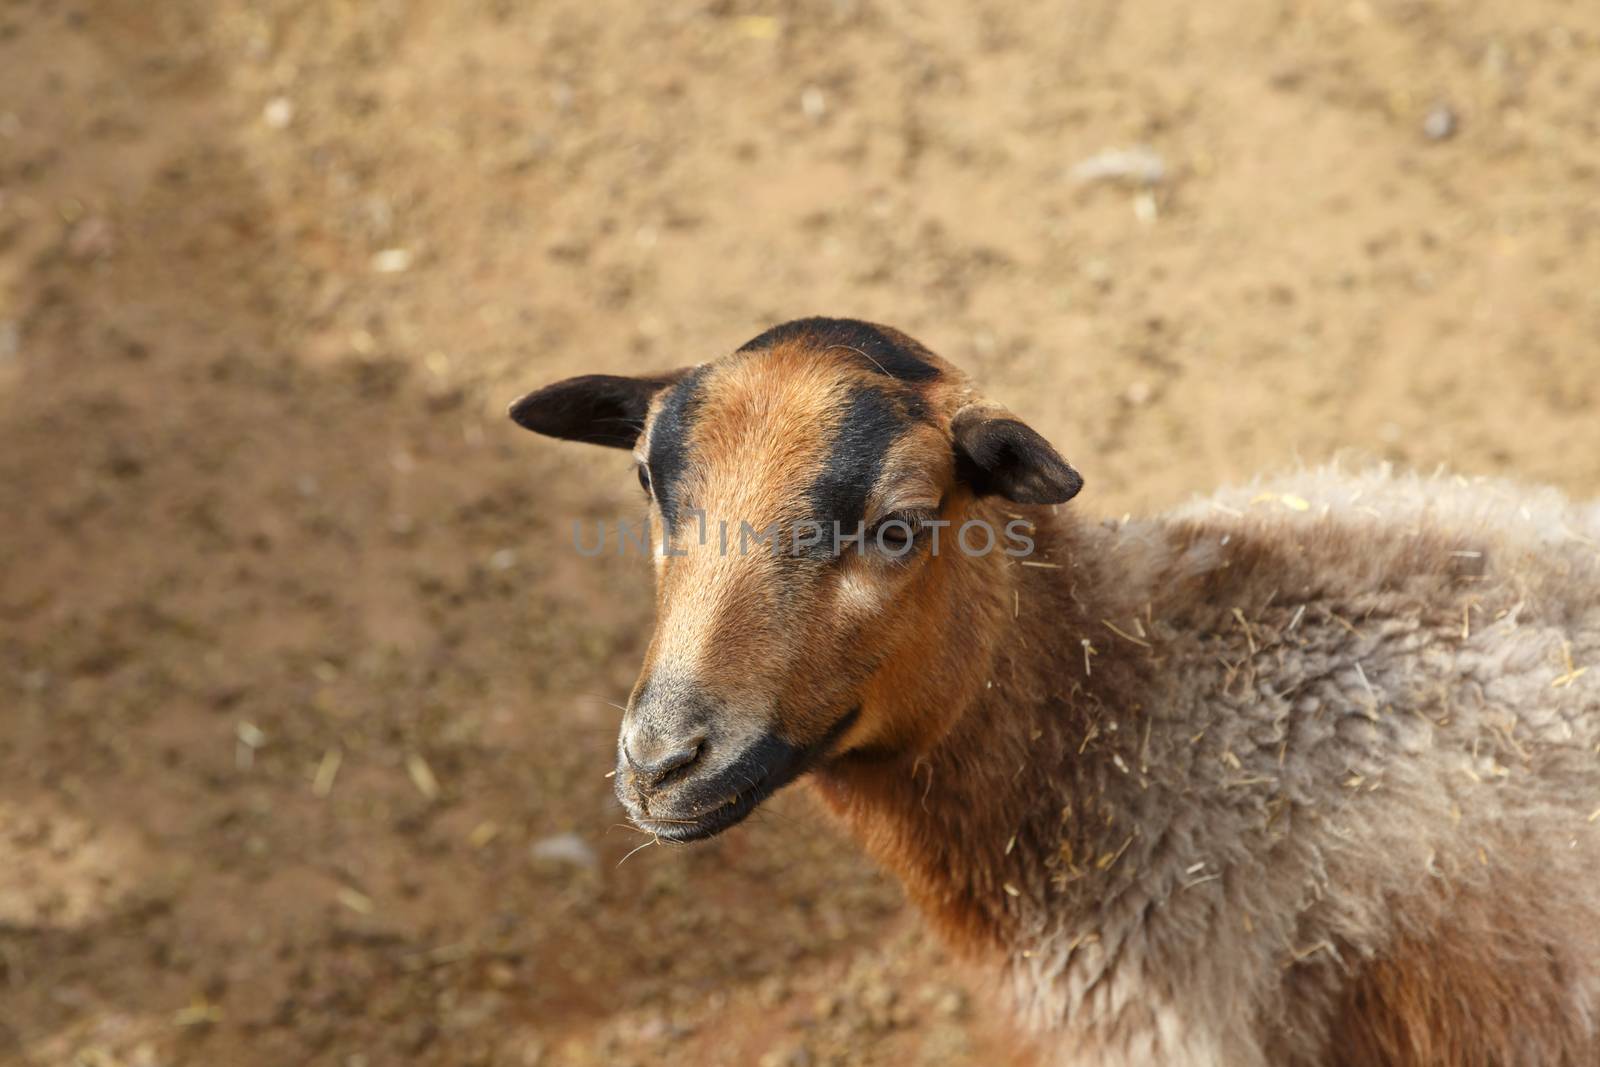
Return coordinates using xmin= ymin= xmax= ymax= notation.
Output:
xmin=2 ymin=1 xmax=1598 ymax=1064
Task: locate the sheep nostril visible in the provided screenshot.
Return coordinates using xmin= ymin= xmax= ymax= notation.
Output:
xmin=653 ymin=742 xmax=701 ymax=777
xmin=623 ymin=736 xmax=705 ymax=785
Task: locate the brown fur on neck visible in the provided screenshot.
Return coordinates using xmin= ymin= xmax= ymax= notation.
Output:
xmin=811 ymin=505 xmax=1137 ymax=955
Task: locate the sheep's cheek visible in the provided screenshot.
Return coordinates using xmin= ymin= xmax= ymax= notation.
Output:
xmin=836 ymin=569 xmax=888 ymax=619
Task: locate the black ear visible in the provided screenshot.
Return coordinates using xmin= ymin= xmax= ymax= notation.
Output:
xmin=952 ymin=408 xmax=1083 ymax=505
xmin=508 ymin=371 xmax=687 ymax=449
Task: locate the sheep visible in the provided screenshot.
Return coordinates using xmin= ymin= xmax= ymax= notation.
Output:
xmin=509 ymin=316 xmax=1600 ymax=1066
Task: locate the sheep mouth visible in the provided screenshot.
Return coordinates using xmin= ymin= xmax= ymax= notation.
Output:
xmin=628 ymin=706 xmax=860 ymax=843
xmin=634 ymin=771 xmax=776 ymax=842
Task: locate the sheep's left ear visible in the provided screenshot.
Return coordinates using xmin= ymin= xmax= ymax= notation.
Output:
xmin=952 ymin=406 xmax=1083 ymax=505
xmin=507 ymin=369 xmax=689 ymax=449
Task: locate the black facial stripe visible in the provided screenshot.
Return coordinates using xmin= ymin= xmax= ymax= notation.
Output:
xmin=806 ymin=386 xmax=906 ymax=556
xmin=738 ymin=317 xmax=941 ymax=383
xmin=646 ymin=365 xmax=710 ymax=532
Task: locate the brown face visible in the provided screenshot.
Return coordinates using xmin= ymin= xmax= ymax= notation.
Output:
xmin=510 ymin=318 xmax=1081 ymax=841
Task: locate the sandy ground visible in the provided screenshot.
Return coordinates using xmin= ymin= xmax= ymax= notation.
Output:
xmin=2 ymin=1 xmax=1599 ymax=1064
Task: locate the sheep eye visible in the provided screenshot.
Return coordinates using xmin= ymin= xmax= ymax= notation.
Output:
xmin=637 ymin=462 xmax=652 ymax=498
xmin=872 ymin=512 xmax=920 ymax=556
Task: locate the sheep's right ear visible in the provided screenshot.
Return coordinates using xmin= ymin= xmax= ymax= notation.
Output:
xmin=507 ymin=370 xmax=688 ymax=449
xmin=952 ymin=406 xmax=1083 ymax=505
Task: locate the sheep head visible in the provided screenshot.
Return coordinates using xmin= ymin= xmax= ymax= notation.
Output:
xmin=509 ymin=317 xmax=1082 ymax=840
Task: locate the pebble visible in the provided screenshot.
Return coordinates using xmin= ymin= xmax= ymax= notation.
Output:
xmin=800 ymin=87 xmax=826 ymax=120
xmin=758 ymin=1046 xmax=812 ymax=1067
xmin=1071 ymin=145 xmax=1167 ymax=186
xmin=263 ymin=96 xmax=294 ymax=129
xmin=371 ymin=248 xmax=414 ymax=273
xmin=530 ymin=832 xmax=598 ymax=870
xmin=1423 ymin=104 xmax=1458 ymax=141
